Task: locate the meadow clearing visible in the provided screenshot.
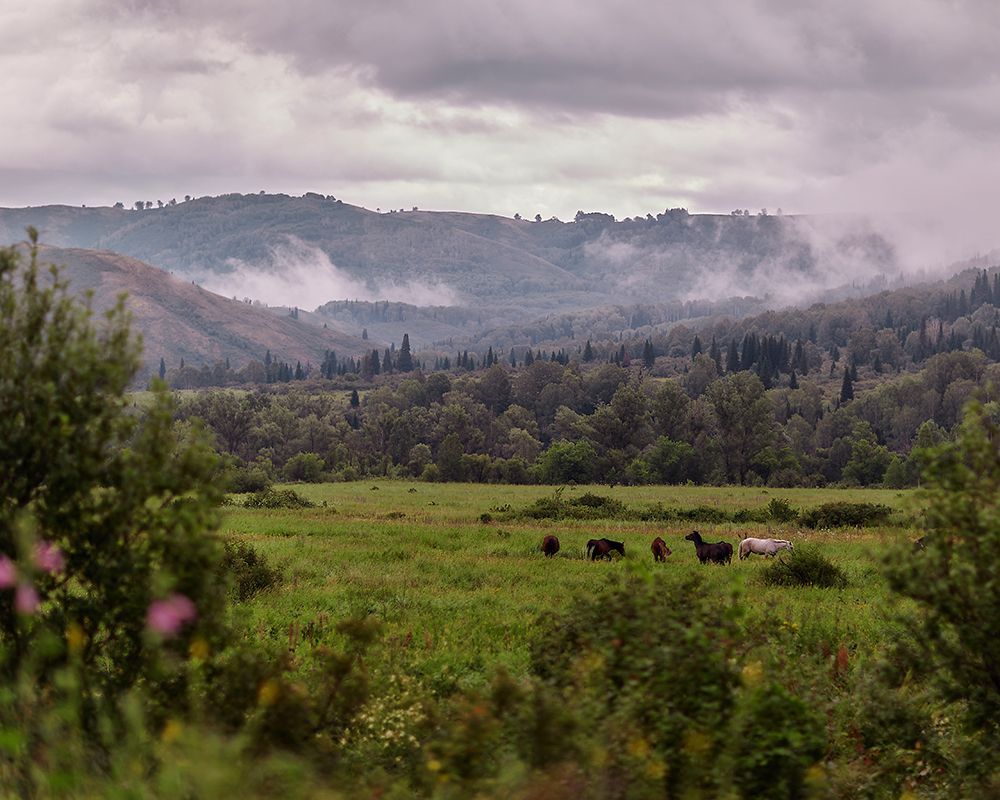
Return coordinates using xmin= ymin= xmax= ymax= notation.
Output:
xmin=222 ymin=482 xmax=920 ymax=689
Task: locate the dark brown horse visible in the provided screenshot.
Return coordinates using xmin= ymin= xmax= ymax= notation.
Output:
xmin=541 ymin=535 xmax=560 ymax=557
xmin=684 ymin=531 xmax=732 ymax=565
xmin=586 ymin=538 xmax=625 ymax=561
xmin=651 ymin=537 xmax=671 ymax=562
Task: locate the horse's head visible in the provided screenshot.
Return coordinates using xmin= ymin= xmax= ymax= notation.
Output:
xmin=685 ymin=531 xmax=702 ymax=544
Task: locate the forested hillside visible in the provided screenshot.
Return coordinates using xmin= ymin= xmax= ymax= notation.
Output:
xmin=0 ymin=194 xmax=898 ymax=312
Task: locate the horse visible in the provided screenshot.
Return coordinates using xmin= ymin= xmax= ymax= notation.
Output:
xmin=586 ymin=538 xmax=625 ymax=561
xmin=541 ymin=535 xmax=560 ymax=557
xmin=651 ymin=537 xmax=671 ymax=562
xmin=684 ymin=531 xmax=732 ymax=565
xmin=738 ymin=537 xmax=793 ymax=560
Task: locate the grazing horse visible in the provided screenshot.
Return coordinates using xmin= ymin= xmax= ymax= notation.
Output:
xmin=738 ymin=537 xmax=793 ymax=560
xmin=541 ymin=535 xmax=560 ymax=557
xmin=586 ymin=538 xmax=626 ymax=561
xmin=651 ymin=537 xmax=671 ymax=562
xmin=684 ymin=531 xmax=732 ymax=565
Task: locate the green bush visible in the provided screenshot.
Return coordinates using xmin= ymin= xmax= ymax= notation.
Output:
xmin=243 ymin=488 xmax=316 ymax=509
xmin=766 ymin=497 xmax=799 ymax=522
xmin=800 ymin=501 xmax=893 ymax=528
xmin=513 ymin=490 xmax=625 ymax=520
xmin=220 ymin=540 xmax=282 ymax=602
xmin=759 ymin=546 xmax=848 ymax=588
xmin=885 ymin=401 xmax=1000 ymax=753
xmin=228 ymin=463 xmax=272 ymax=493
xmin=531 ymin=574 xmax=743 ymax=795
xmin=282 ymin=452 xmax=325 ymax=482
xmin=728 ymin=682 xmax=826 ymax=799
xmin=0 ymin=234 xmax=232 ymax=790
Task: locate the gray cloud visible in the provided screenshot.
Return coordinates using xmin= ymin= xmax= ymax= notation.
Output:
xmin=1 ymin=0 xmax=999 ymax=272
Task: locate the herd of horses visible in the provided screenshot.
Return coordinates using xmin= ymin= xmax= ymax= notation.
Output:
xmin=540 ymin=531 xmax=794 ymax=564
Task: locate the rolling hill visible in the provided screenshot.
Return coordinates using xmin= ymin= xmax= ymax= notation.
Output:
xmin=32 ymin=246 xmax=370 ymax=383
xmin=0 ymin=194 xmax=900 ymax=314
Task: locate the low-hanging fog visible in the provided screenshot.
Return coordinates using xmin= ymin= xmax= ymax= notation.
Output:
xmin=196 ymin=237 xmax=461 ymax=310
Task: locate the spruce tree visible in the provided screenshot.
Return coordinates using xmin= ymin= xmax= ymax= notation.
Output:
xmin=840 ymin=367 xmax=854 ymax=402
xmin=727 ymin=339 xmax=740 ymax=373
xmin=583 ymin=339 xmax=594 ymax=362
xmin=158 ymin=357 xmax=166 ymax=380
xmin=691 ymin=335 xmax=702 ymax=358
xmin=397 ymin=333 xmax=414 ymax=371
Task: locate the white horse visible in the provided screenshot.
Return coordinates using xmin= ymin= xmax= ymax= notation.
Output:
xmin=739 ymin=537 xmax=793 ymax=560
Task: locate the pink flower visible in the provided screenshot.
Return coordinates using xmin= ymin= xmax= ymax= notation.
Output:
xmin=0 ymin=557 xmax=16 ymax=589
xmin=146 ymin=594 xmax=197 ymax=637
xmin=15 ymin=583 xmax=39 ymax=615
xmin=34 ymin=541 xmax=65 ymax=574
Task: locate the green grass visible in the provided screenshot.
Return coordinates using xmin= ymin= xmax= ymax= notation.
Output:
xmin=220 ymin=482 xmax=916 ymax=690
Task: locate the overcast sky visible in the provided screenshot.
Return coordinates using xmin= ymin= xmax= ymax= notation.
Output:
xmin=2 ymin=0 xmax=999 ymax=232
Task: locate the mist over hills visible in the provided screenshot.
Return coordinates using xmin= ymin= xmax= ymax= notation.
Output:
xmin=1 ymin=194 xmax=983 ymax=377
xmin=33 ymin=246 xmax=369 ymax=382
xmin=1 ymin=193 xmax=902 ymax=314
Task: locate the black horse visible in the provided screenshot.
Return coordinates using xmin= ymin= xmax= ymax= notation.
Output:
xmin=541 ymin=535 xmax=560 ymax=557
xmin=586 ymin=538 xmax=625 ymax=561
xmin=684 ymin=531 xmax=732 ymax=565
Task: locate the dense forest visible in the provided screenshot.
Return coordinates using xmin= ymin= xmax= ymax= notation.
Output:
xmin=172 ymin=268 xmax=1000 ymax=491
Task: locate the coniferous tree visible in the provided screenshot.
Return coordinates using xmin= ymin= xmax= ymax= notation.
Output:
xmin=727 ymin=339 xmax=740 ymax=373
xmin=840 ymin=367 xmax=854 ymax=402
xmin=643 ymin=339 xmax=655 ymax=368
xmin=709 ymin=336 xmax=721 ymax=372
xmin=789 ymin=370 xmax=798 ymax=389
xmin=349 ymin=389 xmax=360 ymax=408
xmin=583 ymin=339 xmax=594 ymax=362
xmin=397 ymin=334 xmax=414 ymax=371
xmin=158 ymin=357 xmax=166 ymax=380
xmin=691 ymin=335 xmax=702 ymax=358
xmin=509 ymin=349 xmax=517 ymax=368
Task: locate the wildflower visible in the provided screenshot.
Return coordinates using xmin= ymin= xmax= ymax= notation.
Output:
xmin=67 ymin=622 xmax=86 ymax=654
xmin=15 ymin=583 xmax=39 ymax=614
xmin=146 ymin=593 xmax=197 ymax=637
xmin=34 ymin=541 xmax=65 ymax=574
xmin=0 ymin=556 xmax=16 ymax=589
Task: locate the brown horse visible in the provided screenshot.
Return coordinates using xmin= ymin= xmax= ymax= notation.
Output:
xmin=586 ymin=538 xmax=625 ymax=561
xmin=541 ymin=535 xmax=560 ymax=557
xmin=651 ymin=537 xmax=671 ymax=562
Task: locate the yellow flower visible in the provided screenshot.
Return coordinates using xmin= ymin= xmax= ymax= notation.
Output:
xmin=644 ymin=760 xmax=667 ymax=780
xmin=682 ymin=730 xmax=711 ymax=757
xmin=258 ymin=679 xmax=280 ymax=706
xmin=741 ymin=661 xmax=764 ymax=687
xmin=189 ymin=636 xmax=210 ymax=661
xmin=66 ymin=623 xmax=86 ymax=655
xmin=804 ymin=764 xmax=826 ymax=788
xmin=161 ymin=719 xmax=183 ymax=744
xmin=627 ymin=737 xmax=650 ymax=758
xmin=427 ymin=758 xmax=442 ymax=773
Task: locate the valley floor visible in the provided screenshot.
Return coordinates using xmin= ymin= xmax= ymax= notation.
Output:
xmin=222 ymin=482 xmax=917 ymax=687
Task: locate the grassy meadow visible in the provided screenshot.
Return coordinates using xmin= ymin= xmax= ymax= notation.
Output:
xmin=221 ymin=482 xmax=920 ymax=689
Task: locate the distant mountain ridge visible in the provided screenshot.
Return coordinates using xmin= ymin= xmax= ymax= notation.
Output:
xmin=0 ymin=194 xmax=900 ymax=312
xmin=31 ymin=246 xmax=369 ymax=383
